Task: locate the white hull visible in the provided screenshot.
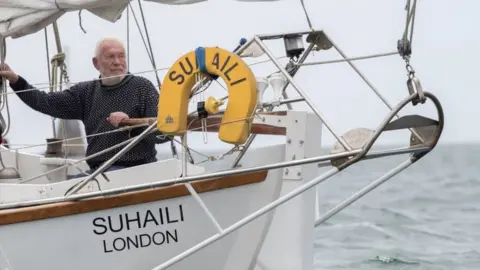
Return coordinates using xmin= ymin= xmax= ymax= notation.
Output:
xmin=0 ymin=144 xmax=289 ymax=270
xmin=0 ymin=169 xmax=282 ymax=270
xmin=0 ymin=109 xmax=324 ymax=270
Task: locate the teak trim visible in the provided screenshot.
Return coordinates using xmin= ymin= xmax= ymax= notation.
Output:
xmin=119 ymin=111 xmax=287 ymax=136
xmin=0 ymin=170 xmax=268 ymax=226
xmin=187 ymin=115 xmax=285 ymax=136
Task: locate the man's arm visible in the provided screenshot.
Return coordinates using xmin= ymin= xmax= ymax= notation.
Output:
xmin=9 ymin=76 xmax=83 ymax=120
xmin=133 ymin=78 xmax=172 ymax=144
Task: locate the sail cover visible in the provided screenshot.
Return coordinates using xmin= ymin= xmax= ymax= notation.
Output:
xmin=0 ymin=0 xmax=281 ymax=39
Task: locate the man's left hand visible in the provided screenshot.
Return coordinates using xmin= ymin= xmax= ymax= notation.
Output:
xmin=107 ymin=112 xmax=129 ymax=127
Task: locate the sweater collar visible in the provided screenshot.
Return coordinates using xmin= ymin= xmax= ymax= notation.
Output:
xmin=99 ymin=72 xmax=133 ymax=91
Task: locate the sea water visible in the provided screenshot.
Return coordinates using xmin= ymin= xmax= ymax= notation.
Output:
xmin=158 ymin=143 xmax=479 ymax=270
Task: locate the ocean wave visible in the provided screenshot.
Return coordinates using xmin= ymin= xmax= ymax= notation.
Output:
xmin=367 ymin=255 xmax=420 ymax=265
xmin=316 ymin=221 xmax=399 ymax=241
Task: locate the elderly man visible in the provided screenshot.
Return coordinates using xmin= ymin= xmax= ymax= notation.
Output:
xmin=0 ymin=37 xmax=171 ymax=177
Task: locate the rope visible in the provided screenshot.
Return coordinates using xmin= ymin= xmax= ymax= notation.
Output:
xmin=18 ymin=116 xmax=253 ymax=184
xmin=1 ymin=79 xmax=232 ymax=154
xmin=181 ymin=112 xmax=264 ymax=164
xmin=0 ymin=56 xmax=288 ymax=97
xmin=0 ymin=123 xmax=148 ymax=153
xmin=78 ymin=10 xmax=87 ymax=34
xmin=0 ymin=50 xmax=287 ymax=159
xmin=179 ymin=93 xmax=260 ymax=164
xmin=19 ymin=135 xmax=141 ymax=183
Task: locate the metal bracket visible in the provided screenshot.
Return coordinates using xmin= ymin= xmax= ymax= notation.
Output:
xmin=306 ymin=30 xmax=333 ymax=51
xmin=256 ymin=114 xmax=286 ymax=128
xmin=283 ymin=112 xmax=307 ymax=180
xmin=254 ymin=112 xmax=306 ymax=180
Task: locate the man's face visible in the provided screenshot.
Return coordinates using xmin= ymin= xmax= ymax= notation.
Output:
xmin=93 ymin=40 xmax=126 ymax=84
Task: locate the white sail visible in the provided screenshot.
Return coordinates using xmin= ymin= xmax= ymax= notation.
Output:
xmin=0 ymin=0 xmax=281 ymax=39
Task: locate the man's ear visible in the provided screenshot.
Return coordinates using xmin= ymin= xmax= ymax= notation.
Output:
xmin=92 ymin=57 xmax=99 ymax=70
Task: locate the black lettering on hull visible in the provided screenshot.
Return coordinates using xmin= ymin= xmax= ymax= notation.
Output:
xmin=93 ymin=205 xmax=185 ymax=254
xmin=92 ymin=204 xmax=184 ymax=235
xmin=103 ymin=240 xmax=113 ymax=253
xmin=101 ymin=229 xmax=180 ymax=254
xmin=108 ymin=215 xmax=123 ymax=233
xmin=93 ymin=217 xmax=107 ymax=235
xmin=143 ymin=210 xmax=159 ymax=227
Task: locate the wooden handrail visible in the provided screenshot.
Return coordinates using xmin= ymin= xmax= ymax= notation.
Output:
xmin=119 ymin=112 xmax=286 ymax=136
xmin=119 ymin=118 xmax=156 ymax=127
xmin=0 ymin=170 xmax=268 ymax=225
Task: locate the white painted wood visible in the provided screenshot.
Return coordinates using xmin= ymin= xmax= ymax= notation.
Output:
xmin=0 ymin=110 xmax=322 ymax=270
xmin=255 ymin=111 xmax=323 ymax=270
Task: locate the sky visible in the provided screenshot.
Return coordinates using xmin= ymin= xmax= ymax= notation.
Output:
xmin=0 ymin=0 xmax=478 ymax=154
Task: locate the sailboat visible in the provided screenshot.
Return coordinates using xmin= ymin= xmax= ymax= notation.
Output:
xmin=0 ymin=0 xmax=444 ymax=269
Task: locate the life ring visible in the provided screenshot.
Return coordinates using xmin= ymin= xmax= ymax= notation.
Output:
xmin=157 ymin=46 xmax=257 ymax=145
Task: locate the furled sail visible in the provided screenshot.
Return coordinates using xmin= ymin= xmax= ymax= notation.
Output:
xmin=0 ymin=0 xmax=282 ymax=39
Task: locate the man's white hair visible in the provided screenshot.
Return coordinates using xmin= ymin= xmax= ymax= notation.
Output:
xmin=94 ymin=37 xmax=125 ymax=58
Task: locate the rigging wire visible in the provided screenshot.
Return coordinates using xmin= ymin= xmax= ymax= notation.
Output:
xmin=0 ymin=0 xmax=428 ymax=186
xmin=18 ymin=117 xmax=253 ymax=184
xmin=0 ymin=123 xmax=149 ymax=154
xmin=44 ymin=29 xmax=52 ymax=87
xmin=398 ymin=0 xmax=418 ymax=62
xmin=0 ymin=52 xmax=291 ymax=151
xmin=126 ymin=5 xmax=130 ymax=70
xmin=136 ymin=0 xmax=161 ymax=88
xmin=127 ymin=3 xmax=160 ymax=86
xmin=24 ymin=55 xmax=288 ymax=88
xmin=127 ymin=2 xmax=179 ymax=160
xmin=403 ymin=0 xmax=418 ymax=47
xmin=3 ymin=1 xmax=417 ymax=153
xmin=299 ymin=0 xmax=314 ymax=31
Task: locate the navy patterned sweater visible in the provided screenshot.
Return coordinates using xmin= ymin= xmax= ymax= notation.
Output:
xmin=9 ymin=74 xmax=171 ymax=169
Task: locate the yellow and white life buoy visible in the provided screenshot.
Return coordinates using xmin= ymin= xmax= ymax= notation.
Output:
xmin=157 ymin=46 xmax=257 ymax=145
